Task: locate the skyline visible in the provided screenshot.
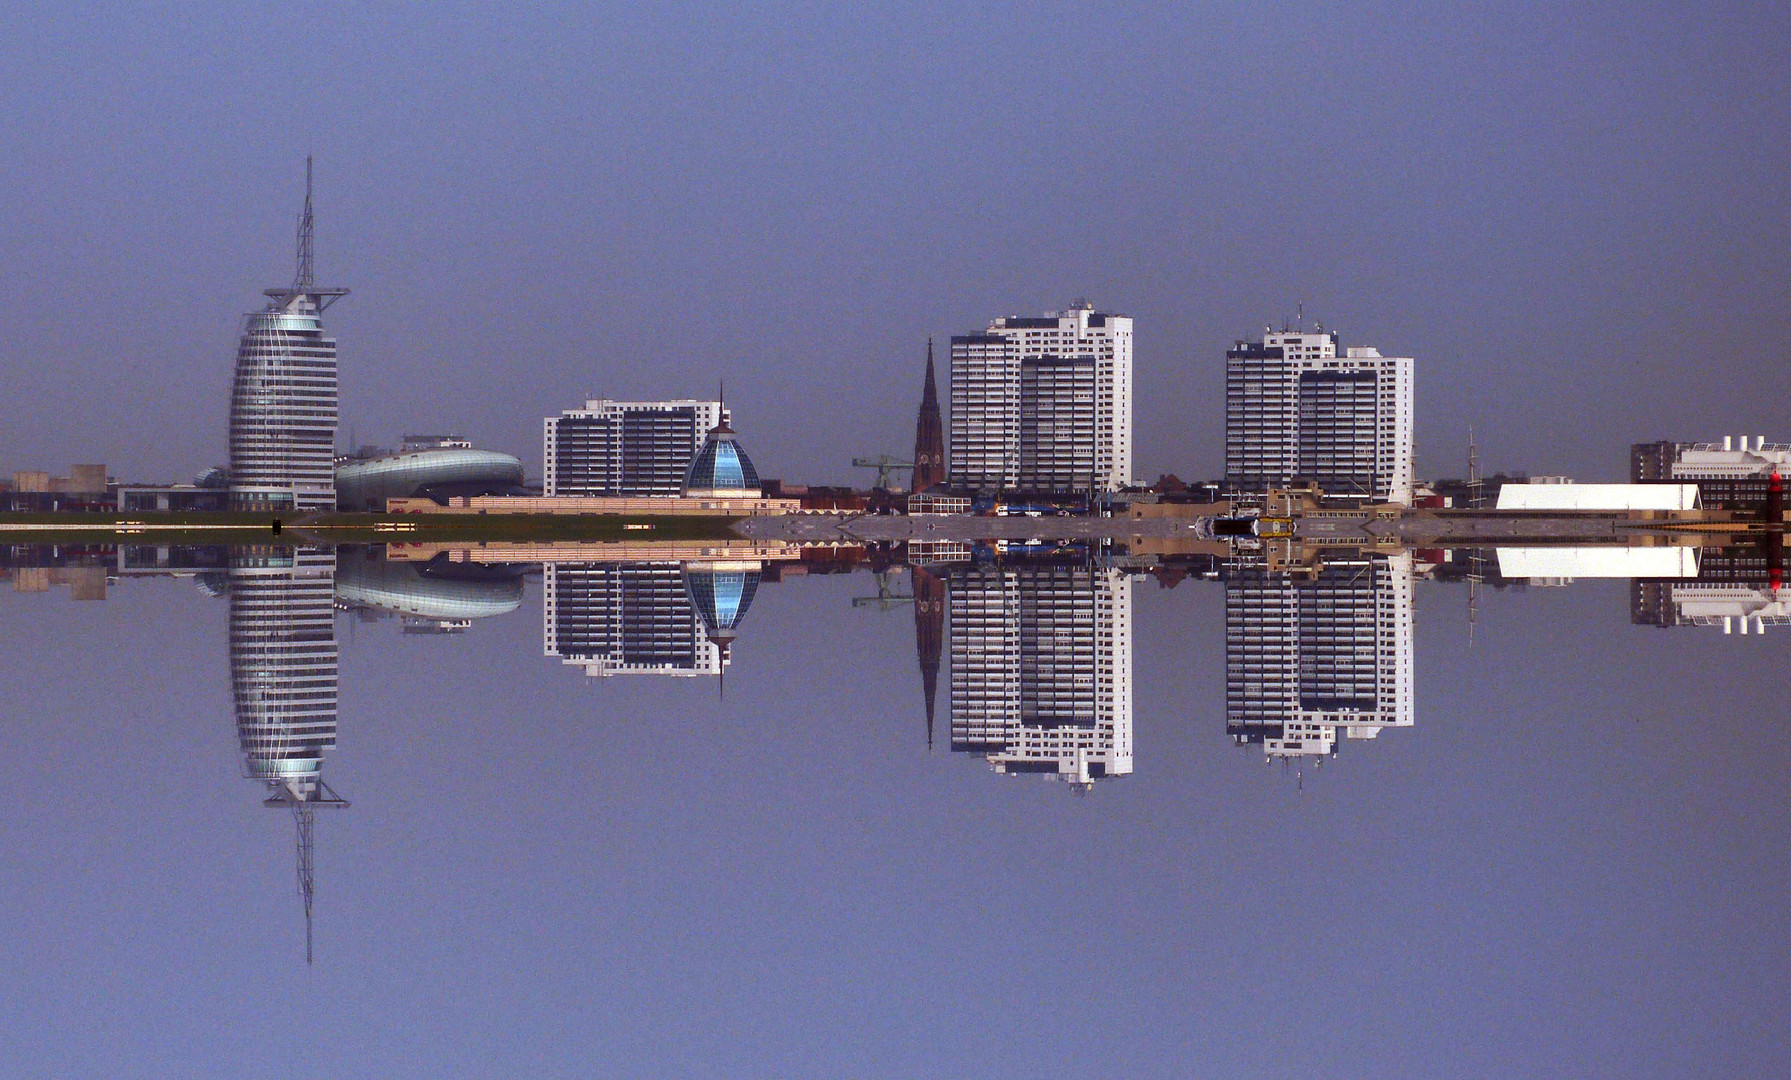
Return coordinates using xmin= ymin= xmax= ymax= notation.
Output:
xmin=2 ymin=5 xmax=1787 ymax=489
xmin=3 ymin=8 xmax=1788 ymax=1076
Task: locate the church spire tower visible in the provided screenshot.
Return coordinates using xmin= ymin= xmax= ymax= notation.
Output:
xmin=911 ymin=339 xmax=945 ymax=492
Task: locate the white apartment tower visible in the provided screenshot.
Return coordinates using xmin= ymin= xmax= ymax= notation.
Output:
xmin=1224 ymin=552 xmax=1415 ymax=759
xmin=947 ymin=564 xmax=1134 ymax=785
xmin=543 ymin=562 xmax=725 ymax=677
xmin=544 ymin=400 xmax=729 ymax=497
xmin=1224 ymin=330 xmax=1414 ymax=504
xmin=949 ymin=303 xmax=1133 ymax=493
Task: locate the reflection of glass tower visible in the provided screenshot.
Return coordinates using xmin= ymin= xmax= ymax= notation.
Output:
xmin=1225 ymin=552 xmax=1414 ymax=759
xmin=544 ymin=563 xmax=724 ymax=677
xmin=682 ymin=561 xmax=762 ymax=659
xmin=228 ymin=159 xmax=348 ymax=511
xmin=946 ymin=564 xmax=1134 ymax=786
xmin=229 ymin=546 xmax=344 ymax=962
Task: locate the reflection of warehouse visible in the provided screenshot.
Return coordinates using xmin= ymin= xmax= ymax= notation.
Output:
xmin=943 ymin=562 xmax=1133 ymax=786
xmin=1224 ymin=552 xmax=1414 ymax=759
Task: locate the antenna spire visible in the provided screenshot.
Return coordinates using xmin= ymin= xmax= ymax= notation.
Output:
xmin=295 ymin=804 xmax=315 ymax=965
xmin=295 ymin=155 xmax=315 ymax=292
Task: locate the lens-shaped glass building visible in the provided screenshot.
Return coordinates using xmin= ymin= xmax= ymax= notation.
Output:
xmin=229 ymin=298 xmax=342 ymax=511
xmin=229 ymin=161 xmax=348 ymax=512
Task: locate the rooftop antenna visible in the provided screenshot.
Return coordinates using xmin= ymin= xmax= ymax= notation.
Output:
xmin=268 ymin=156 xmax=348 ymax=314
xmin=295 ymin=155 xmax=315 ymax=291
xmin=1297 ymin=301 xmax=1304 ymax=332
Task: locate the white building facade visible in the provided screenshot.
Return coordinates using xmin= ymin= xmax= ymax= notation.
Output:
xmin=946 ymin=564 xmax=1134 ymax=785
xmin=543 ymin=562 xmax=724 ymax=677
xmin=1224 ymin=552 xmax=1415 ymax=759
xmin=948 ymin=303 xmax=1133 ymax=493
xmin=1224 ymin=330 xmax=1414 ymax=504
xmin=544 ymin=399 xmax=728 ymax=497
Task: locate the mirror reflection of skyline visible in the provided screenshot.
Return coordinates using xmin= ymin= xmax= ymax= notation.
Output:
xmin=1 ymin=531 xmax=1783 ymax=962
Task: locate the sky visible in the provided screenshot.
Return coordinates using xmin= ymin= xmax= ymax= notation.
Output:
xmin=1 ymin=2 xmax=1788 ymax=485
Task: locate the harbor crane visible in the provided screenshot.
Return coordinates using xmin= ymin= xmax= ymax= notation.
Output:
xmin=852 ymin=455 xmax=914 ymax=490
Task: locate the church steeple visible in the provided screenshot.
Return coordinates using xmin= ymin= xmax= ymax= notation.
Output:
xmin=912 ymin=339 xmax=945 ymax=492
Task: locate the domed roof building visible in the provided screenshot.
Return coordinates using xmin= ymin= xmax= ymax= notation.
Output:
xmin=682 ymin=421 xmax=761 ymax=499
xmin=681 ymin=561 xmax=763 ymax=653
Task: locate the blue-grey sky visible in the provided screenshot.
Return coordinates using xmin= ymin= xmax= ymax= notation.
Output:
xmin=1 ymin=2 xmax=1787 ymax=483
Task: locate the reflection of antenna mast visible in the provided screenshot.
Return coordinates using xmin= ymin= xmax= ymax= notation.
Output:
xmin=266 ymin=779 xmax=347 ymax=966
xmin=295 ymin=805 xmax=315 ymax=965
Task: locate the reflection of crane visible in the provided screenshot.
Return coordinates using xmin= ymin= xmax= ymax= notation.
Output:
xmin=851 ymin=567 xmax=914 ymax=611
xmin=852 ymin=455 xmax=914 ymax=490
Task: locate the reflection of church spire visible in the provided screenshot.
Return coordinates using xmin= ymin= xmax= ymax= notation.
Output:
xmin=912 ymin=339 xmax=945 ymax=493
xmin=912 ymin=564 xmax=945 ymax=749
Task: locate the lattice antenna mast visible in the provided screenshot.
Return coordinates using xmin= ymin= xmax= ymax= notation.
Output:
xmin=268 ymin=156 xmax=348 ymax=313
xmin=295 ymin=805 xmax=316 ymax=965
xmin=295 ymin=155 xmax=315 ymax=292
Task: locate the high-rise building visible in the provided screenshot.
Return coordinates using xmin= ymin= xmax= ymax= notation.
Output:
xmin=948 ymin=302 xmax=1133 ymax=493
xmin=945 ymin=563 xmax=1134 ymax=785
xmin=544 ymin=562 xmax=724 ymax=677
xmin=1224 ymin=552 xmax=1414 ymax=759
xmin=229 ymin=160 xmax=348 ymax=512
xmin=228 ymin=545 xmax=345 ymax=961
xmin=544 ymin=400 xmax=728 ymax=497
xmin=1224 ymin=330 xmax=1414 ymax=504
xmin=911 ymin=340 xmax=945 ymax=493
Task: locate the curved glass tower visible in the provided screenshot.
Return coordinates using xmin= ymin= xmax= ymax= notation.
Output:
xmin=229 ymin=158 xmax=348 ymax=511
xmin=229 ymin=545 xmax=346 ymax=962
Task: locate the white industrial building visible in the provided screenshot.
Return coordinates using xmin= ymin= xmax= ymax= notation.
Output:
xmin=1495 ymin=481 xmax=1701 ymax=512
xmin=1224 ymin=329 xmax=1414 ymax=504
xmin=544 ymin=399 xmax=728 ymax=497
xmin=1496 ymin=546 xmax=1700 ymax=582
xmin=948 ymin=302 xmax=1133 ymax=493
xmin=1660 ymin=583 xmax=1788 ymax=635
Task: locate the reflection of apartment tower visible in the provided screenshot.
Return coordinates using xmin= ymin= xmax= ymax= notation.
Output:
xmin=228 ymin=546 xmax=345 ymax=962
xmin=1225 ymin=552 xmax=1414 ymax=759
xmin=544 ymin=400 xmax=728 ymax=496
xmin=543 ymin=563 xmax=723 ymax=676
xmin=229 ymin=160 xmax=348 ymax=512
xmin=946 ymin=564 xmax=1134 ymax=785
xmin=1224 ymin=330 xmax=1414 ymax=504
xmin=948 ymin=303 xmax=1133 ymax=493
